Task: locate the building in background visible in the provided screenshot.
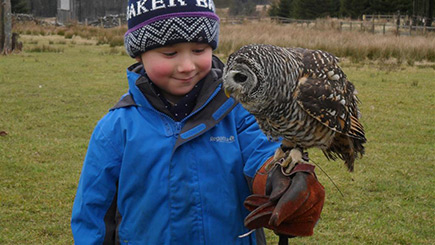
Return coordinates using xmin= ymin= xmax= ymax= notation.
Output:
xmin=56 ymin=0 xmax=127 ymax=24
xmin=26 ymin=0 xmax=57 ymax=17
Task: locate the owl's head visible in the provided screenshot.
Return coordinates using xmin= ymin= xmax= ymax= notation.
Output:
xmin=222 ymin=45 xmax=268 ymax=105
xmin=223 ymin=44 xmax=295 ymax=109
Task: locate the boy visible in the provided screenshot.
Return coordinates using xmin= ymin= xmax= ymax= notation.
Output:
xmin=71 ymin=0 xmax=324 ymax=244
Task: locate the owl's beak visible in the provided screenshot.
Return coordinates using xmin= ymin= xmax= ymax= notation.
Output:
xmin=224 ymin=88 xmax=231 ymax=98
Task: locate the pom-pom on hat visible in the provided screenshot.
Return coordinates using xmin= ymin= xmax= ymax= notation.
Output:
xmin=124 ymin=0 xmax=220 ymax=58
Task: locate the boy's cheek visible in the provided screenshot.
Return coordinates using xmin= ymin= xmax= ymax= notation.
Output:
xmin=147 ymin=63 xmax=173 ymax=77
xmin=199 ymin=54 xmax=213 ymax=71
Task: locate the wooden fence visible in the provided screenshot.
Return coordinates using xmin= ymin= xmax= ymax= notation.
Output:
xmin=221 ymin=16 xmax=435 ymax=36
xmin=339 ymin=21 xmax=435 ymax=36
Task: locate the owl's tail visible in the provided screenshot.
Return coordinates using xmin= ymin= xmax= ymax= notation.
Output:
xmin=324 ymin=116 xmax=366 ymax=172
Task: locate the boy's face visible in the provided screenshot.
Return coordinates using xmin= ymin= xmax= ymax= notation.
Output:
xmin=138 ymin=42 xmax=213 ymax=100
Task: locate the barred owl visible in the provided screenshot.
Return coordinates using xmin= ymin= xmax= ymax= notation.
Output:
xmin=223 ymin=44 xmax=366 ymax=172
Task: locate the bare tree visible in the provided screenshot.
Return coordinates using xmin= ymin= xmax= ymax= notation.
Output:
xmin=0 ymin=0 xmax=3 ymax=51
xmin=1 ymin=0 xmax=12 ymax=54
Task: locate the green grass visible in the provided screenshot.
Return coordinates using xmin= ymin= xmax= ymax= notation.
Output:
xmin=0 ymin=36 xmax=434 ymax=244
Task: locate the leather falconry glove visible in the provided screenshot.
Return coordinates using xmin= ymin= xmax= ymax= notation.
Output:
xmin=244 ymin=156 xmax=325 ymax=242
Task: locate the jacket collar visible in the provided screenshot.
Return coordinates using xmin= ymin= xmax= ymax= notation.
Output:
xmin=126 ymin=55 xmax=225 ymax=118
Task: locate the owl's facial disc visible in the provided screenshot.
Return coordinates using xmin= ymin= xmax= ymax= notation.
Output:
xmin=223 ymin=70 xmax=244 ymax=97
xmin=223 ymin=67 xmax=256 ymax=101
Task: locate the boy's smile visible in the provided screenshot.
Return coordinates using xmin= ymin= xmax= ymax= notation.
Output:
xmin=138 ymin=42 xmax=213 ymax=102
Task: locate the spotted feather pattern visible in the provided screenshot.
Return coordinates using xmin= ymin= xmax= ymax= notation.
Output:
xmin=223 ymin=44 xmax=366 ymax=171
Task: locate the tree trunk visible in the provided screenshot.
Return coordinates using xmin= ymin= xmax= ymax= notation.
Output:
xmin=427 ymin=0 xmax=434 ymax=27
xmin=0 ymin=0 xmax=4 ymax=51
xmin=1 ymin=0 xmax=12 ymax=54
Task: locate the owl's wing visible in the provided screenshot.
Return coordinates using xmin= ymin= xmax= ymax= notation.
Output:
xmin=292 ymin=49 xmax=364 ymax=139
xmin=295 ymin=76 xmax=350 ymax=133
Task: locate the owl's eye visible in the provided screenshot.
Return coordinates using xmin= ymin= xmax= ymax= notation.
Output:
xmin=234 ymin=73 xmax=248 ymax=83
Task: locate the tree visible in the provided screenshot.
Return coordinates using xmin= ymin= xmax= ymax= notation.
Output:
xmin=11 ymin=0 xmax=28 ymax=13
xmin=272 ymin=0 xmax=340 ymax=19
xmin=214 ymin=0 xmax=232 ymax=8
xmin=1 ymin=0 xmax=12 ymax=54
xmin=229 ymin=0 xmax=257 ymax=16
xmin=427 ymin=0 xmax=433 ymax=26
xmin=278 ymin=0 xmax=293 ymax=17
xmin=293 ymin=0 xmax=317 ymax=19
xmin=293 ymin=0 xmax=339 ymax=19
xmin=396 ymin=0 xmax=413 ymax=15
xmin=324 ymin=0 xmax=340 ymax=17
xmin=268 ymin=0 xmax=293 ymax=18
xmin=268 ymin=0 xmax=428 ymax=20
xmin=0 ymin=1 xmax=3 ymax=51
xmin=268 ymin=0 xmax=279 ymax=16
xmin=339 ymin=0 xmax=370 ymax=19
xmin=370 ymin=0 xmax=398 ymax=14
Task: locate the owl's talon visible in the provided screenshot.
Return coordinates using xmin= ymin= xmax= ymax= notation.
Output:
xmin=284 ymin=162 xmax=297 ymax=174
xmin=266 ymin=146 xmax=288 ymax=171
xmin=269 ymin=146 xmax=310 ymax=173
xmin=280 ymin=148 xmax=310 ymax=174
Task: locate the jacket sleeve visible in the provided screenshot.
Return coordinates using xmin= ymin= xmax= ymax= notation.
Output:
xmin=234 ymin=105 xmax=280 ymax=184
xmin=71 ymin=118 xmax=123 ymax=244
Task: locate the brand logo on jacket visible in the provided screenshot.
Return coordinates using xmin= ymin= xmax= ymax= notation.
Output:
xmin=210 ymin=135 xmax=235 ymax=143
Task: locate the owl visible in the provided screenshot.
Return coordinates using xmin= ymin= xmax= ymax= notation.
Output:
xmin=223 ymin=44 xmax=366 ymax=172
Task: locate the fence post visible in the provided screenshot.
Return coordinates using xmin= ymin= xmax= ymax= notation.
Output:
xmin=350 ymin=21 xmax=352 ymax=31
xmin=339 ymin=21 xmax=342 ymax=32
xmin=372 ymin=16 xmax=375 ymax=34
xmin=383 ymin=23 xmax=385 ymax=34
xmin=396 ymin=13 xmax=400 ymax=36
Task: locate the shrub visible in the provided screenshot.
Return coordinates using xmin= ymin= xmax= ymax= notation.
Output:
xmin=26 ymin=45 xmax=64 ymax=53
xmin=64 ymin=31 xmax=74 ymax=39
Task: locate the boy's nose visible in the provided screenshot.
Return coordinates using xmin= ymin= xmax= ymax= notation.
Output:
xmin=177 ymin=56 xmax=196 ymax=73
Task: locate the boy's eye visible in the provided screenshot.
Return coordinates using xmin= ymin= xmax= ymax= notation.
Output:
xmin=163 ymin=51 xmax=177 ymax=56
xmin=193 ymin=49 xmax=205 ymax=54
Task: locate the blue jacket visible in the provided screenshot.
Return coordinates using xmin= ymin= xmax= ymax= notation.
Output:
xmin=71 ymin=57 xmax=279 ymax=244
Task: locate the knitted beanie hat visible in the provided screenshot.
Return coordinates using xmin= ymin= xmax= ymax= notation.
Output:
xmin=124 ymin=0 xmax=220 ymax=58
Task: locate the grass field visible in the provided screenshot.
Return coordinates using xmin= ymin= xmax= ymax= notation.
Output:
xmin=0 ymin=33 xmax=434 ymax=244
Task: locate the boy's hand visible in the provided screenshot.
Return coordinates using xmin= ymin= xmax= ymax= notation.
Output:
xmin=243 ymin=161 xmax=325 ymax=237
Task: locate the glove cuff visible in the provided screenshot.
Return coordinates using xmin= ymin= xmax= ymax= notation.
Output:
xmin=252 ymin=157 xmax=318 ymax=195
xmin=252 ymin=157 xmax=274 ymax=195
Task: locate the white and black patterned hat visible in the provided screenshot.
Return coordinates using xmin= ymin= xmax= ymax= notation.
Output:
xmin=124 ymin=0 xmax=220 ymax=58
